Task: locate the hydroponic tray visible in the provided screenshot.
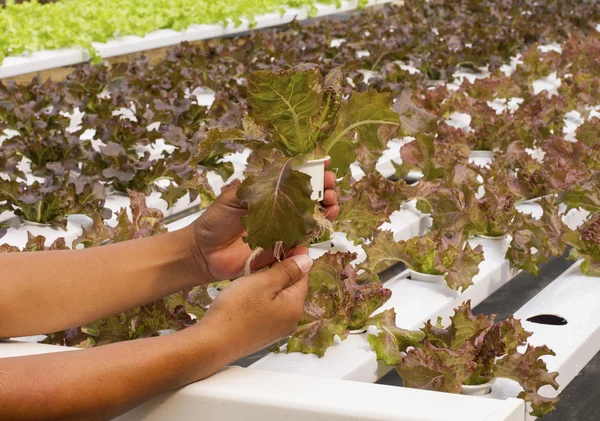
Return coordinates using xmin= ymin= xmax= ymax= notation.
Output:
xmin=112 ymin=257 xmax=600 ymax=421
xmin=0 ymin=0 xmax=389 ymax=79
xmin=3 ymin=191 xmax=594 ymax=421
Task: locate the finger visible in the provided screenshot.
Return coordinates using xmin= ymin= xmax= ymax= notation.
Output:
xmin=324 ymin=171 xmax=336 ymax=190
xmin=281 ymin=273 xmax=309 ymax=318
xmin=325 ymin=159 xmax=331 ymax=169
xmin=324 ymin=205 xmax=340 ymax=221
xmin=250 ymin=245 xmax=307 ymax=274
xmin=322 ymin=189 xmax=337 ymax=207
xmin=215 ymin=180 xmax=246 ymax=211
xmin=198 ymin=180 xmax=246 ymax=236
xmin=249 ymin=248 xmax=277 ymax=272
xmin=263 ymin=253 xmax=313 ymax=292
xmin=286 ymin=246 xmax=309 ymax=258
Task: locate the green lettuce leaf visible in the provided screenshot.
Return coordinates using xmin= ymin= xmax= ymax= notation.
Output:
xmin=366 ymin=309 xmax=425 ymax=365
xmin=247 ymin=65 xmax=323 ymax=156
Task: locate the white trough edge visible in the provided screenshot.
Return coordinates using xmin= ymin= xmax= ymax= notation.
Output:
xmin=115 ymin=366 xmax=526 ymax=421
xmin=0 ymin=0 xmax=389 ymax=79
xmin=248 ymin=203 xmax=589 ymax=383
xmin=489 ymin=261 xmax=600 ymax=419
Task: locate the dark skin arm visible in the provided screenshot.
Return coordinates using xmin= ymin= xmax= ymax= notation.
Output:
xmin=0 ymin=172 xmax=339 ymax=421
xmin=0 ymin=172 xmax=339 ymax=337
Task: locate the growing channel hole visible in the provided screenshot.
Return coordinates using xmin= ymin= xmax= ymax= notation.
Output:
xmin=526 ymin=314 xmax=568 ymax=326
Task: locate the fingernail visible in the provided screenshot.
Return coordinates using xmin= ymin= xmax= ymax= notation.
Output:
xmin=291 ymin=254 xmax=313 ymax=273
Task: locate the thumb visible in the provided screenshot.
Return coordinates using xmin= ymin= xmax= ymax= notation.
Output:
xmin=264 ymin=253 xmax=313 ymax=291
xmin=215 ymin=179 xmax=246 ymax=211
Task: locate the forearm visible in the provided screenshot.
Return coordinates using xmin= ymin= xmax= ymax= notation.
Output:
xmin=0 ymin=225 xmax=210 ymax=337
xmin=0 ymin=322 xmax=229 ymax=421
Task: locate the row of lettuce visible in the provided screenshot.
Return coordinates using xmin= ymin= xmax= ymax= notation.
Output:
xmin=0 ymin=0 xmax=352 ymax=63
xmin=0 ymin=1 xmax=598 ymax=227
xmin=1 ymin=63 xmax=595 ymax=418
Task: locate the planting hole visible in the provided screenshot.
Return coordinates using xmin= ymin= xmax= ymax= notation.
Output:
xmin=348 ymin=328 xmax=367 ymax=334
xmin=526 ymin=314 xmax=568 ymax=326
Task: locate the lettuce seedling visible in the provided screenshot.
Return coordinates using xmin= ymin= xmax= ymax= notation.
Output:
xmin=565 ymin=213 xmax=600 ymax=276
xmin=333 ymin=172 xmax=407 ymax=244
xmin=369 ymin=301 xmax=560 ymax=417
xmin=360 ymin=230 xmax=484 ymax=291
xmin=499 ymin=139 xmax=595 ymax=200
xmin=408 ymin=163 xmax=521 ymax=237
xmin=73 ymin=189 xmax=167 ymax=248
xmin=200 ymin=65 xmax=403 ymax=252
xmin=0 ymin=172 xmax=111 ymax=227
xmin=2 ymin=108 xmax=93 ymax=175
xmin=506 ymin=198 xmax=572 ymax=277
xmin=0 ymin=231 xmax=68 ymax=252
xmin=286 ymin=252 xmax=391 ymax=357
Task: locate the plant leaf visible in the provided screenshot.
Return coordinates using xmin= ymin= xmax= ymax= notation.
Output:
xmin=366 ymin=308 xmax=425 ymax=366
xmin=396 ymin=340 xmax=477 ymax=393
xmin=495 ymin=345 xmax=560 ymax=417
xmin=237 ymin=157 xmax=316 ymax=250
xmin=247 ymin=66 xmax=323 ymax=156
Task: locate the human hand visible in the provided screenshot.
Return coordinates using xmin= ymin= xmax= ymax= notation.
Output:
xmin=189 ymin=163 xmax=338 ymax=283
xmin=195 ymin=248 xmax=312 ymax=362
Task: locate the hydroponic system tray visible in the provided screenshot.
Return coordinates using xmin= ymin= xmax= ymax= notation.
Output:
xmin=1 ymin=0 xmax=599 ymax=420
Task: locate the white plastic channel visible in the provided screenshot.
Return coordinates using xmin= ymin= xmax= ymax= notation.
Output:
xmin=0 ymin=1 xmax=389 ymax=79
xmin=489 ymin=262 xmax=600 ymax=419
xmin=248 ymin=203 xmax=590 ymax=382
xmin=116 ymin=366 xmax=526 ymax=421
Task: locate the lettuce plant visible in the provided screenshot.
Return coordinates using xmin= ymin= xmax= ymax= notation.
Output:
xmin=0 ymin=95 xmax=93 ymax=175
xmin=333 ymin=172 xmax=407 ymax=244
xmin=506 ymin=198 xmax=572 ymax=277
xmin=396 ymin=124 xmax=470 ymax=181
xmin=201 ymin=65 xmax=402 ymax=252
xmin=0 ymin=172 xmax=111 ymax=227
xmin=285 ymin=252 xmax=391 ymax=357
xmin=565 ymin=213 xmax=600 ymax=276
xmin=0 ymin=231 xmax=68 ymax=253
xmin=73 ymin=189 xmax=167 ymax=248
xmin=360 ymin=230 xmax=484 ymax=291
xmin=500 ymin=139 xmax=596 ymax=200
xmin=0 ymin=0 xmax=351 ymax=64
xmin=369 ymin=301 xmax=560 ymax=417
xmin=408 ymin=163 xmax=521 ymax=238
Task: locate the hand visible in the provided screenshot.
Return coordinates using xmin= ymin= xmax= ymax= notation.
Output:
xmin=196 ymin=249 xmax=312 ymax=361
xmin=190 ymin=164 xmax=339 ymax=283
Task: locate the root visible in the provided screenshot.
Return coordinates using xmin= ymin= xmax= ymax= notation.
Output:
xmin=244 ymin=246 xmax=264 ymax=276
xmin=243 ymin=242 xmax=287 ymax=276
xmin=273 ymin=241 xmax=286 ymax=261
xmin=313 ymin=207 xmax=334 ymax=239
